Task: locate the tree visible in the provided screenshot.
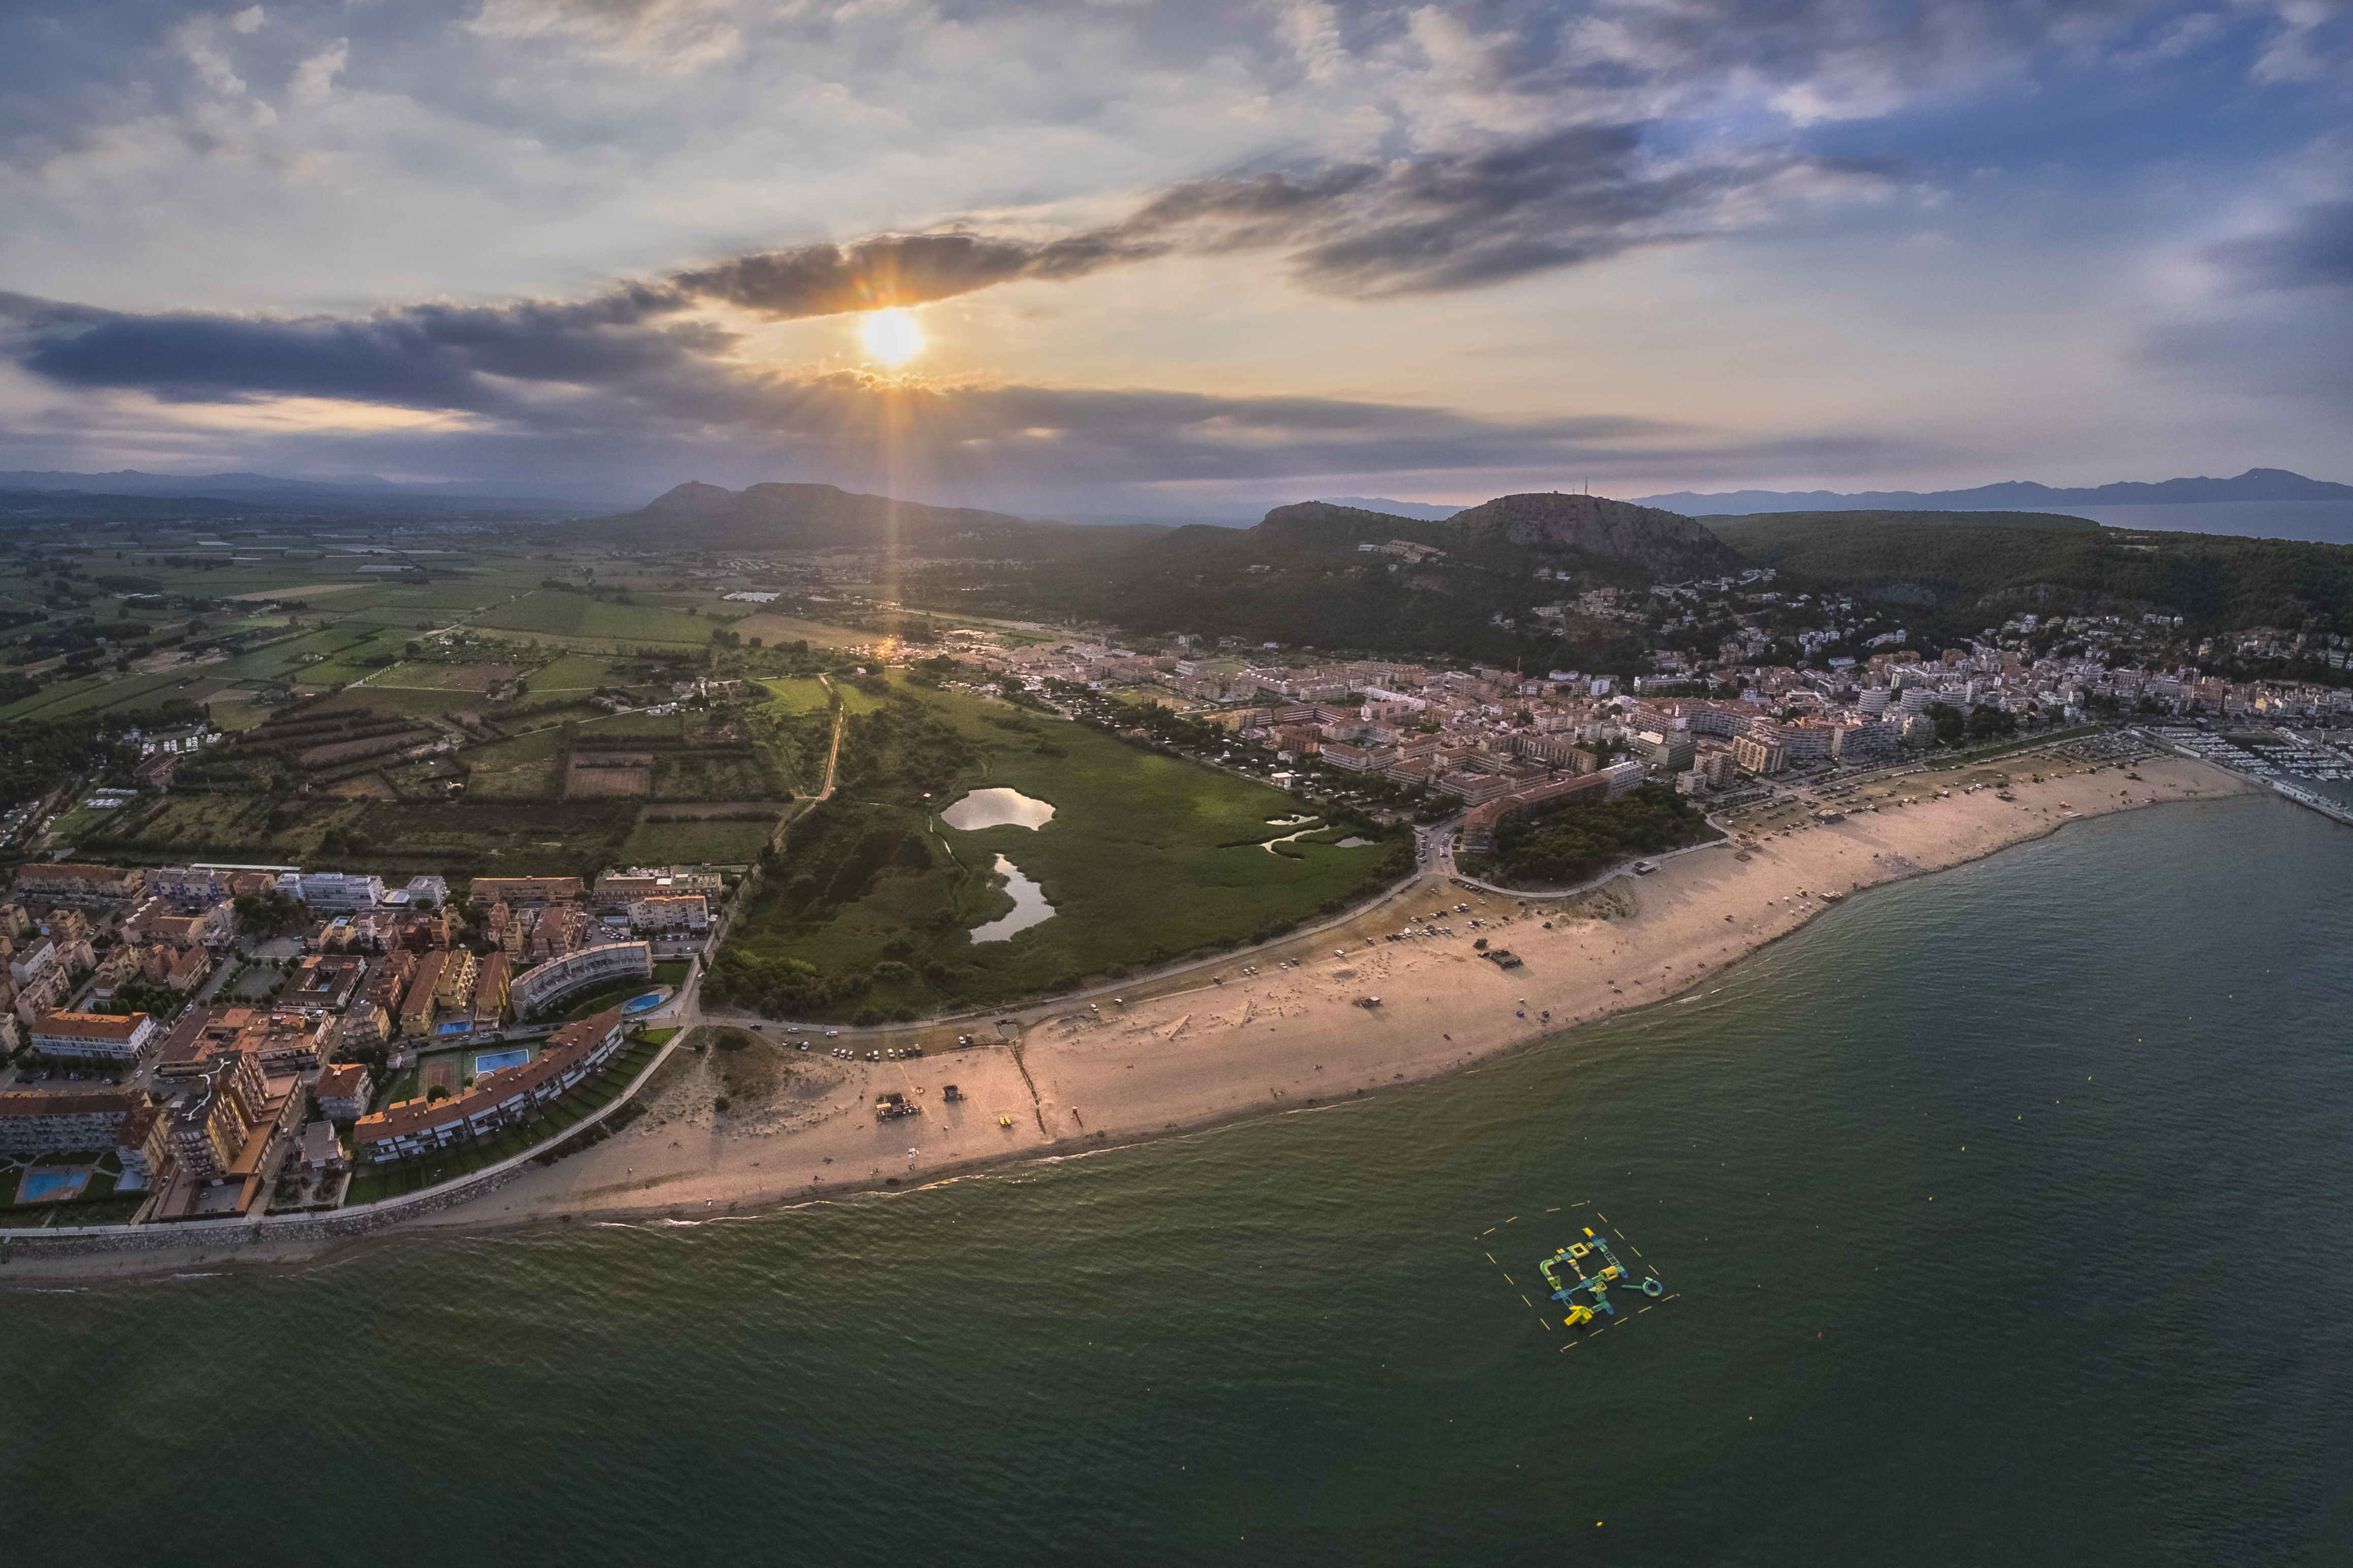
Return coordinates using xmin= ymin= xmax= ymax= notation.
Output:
xmin=1927 ymin=701 xmax=1964 ymax=746
xmin=1966 ymin=703 xmax=2018 ymax=741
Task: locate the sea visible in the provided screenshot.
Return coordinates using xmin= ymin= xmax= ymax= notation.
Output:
xmin=9 ymin=793 xmax=2349 ymax=1566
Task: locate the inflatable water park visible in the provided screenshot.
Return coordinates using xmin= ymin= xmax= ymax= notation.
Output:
xmin=1477 ymin=1202 xmax=1677 ymax=1351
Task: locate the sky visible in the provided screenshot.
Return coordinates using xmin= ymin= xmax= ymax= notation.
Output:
xmin=0 ymin=0 xmax=2347 ymax=515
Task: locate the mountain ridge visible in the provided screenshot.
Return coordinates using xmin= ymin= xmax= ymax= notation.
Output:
xmin=1635 ymin=467 xmax=2353 ymax=515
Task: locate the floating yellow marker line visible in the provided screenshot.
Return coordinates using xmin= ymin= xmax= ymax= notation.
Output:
xmin=1545 ymin=1206 xmax=1561 ymax=1213
xmin=1521 ymin=1296 xmax=1533 ymax=1308
xmin=1559 ymin=1342 xmax=1579 ymax=1352
xmin=1479 ymin=1228 xmax=1495 ymax=1237
xmin=1485 ymin=1254 xmax=1496 ymax=1265
xmin=1506 ymin=1216 xmax=1518 ymax=1223
xmin=1502 ymin=1275 xmax=1514 ymax=1285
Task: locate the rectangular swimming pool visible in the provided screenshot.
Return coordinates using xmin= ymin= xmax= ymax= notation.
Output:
xmin=19 ymin=1169 xmax=86 ymax=1201
xmin=472 ymin=1048 xmax=531 ymax=1074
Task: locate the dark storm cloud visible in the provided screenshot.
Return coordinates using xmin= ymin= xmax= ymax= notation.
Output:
xmin=8 ymin=284 xmax=703 ymax=411
xmin=2205 ymin=201 xmax=2353 ymax=292
xmin=668 ymin=126 xmax=1885 ymax=320
xmin=1128 ymin=128 xmax=1889 ymax=296
xmin=671 ymin=232 xmax=1156 ymax=316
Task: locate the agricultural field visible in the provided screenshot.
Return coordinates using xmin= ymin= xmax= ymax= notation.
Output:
xmin=463 ymin=729 xmax=566 ymax=798
xmin=525 ymin=653 xmax=620 ymax=692
xmin=470 ymin=590 xmax=716 ymax=647
xmin=618 ymin=814 xmax=779 ymax=866
xmin=710 ymin=677 xmax=1411 ymax=1021
xmin=76 ymin=791 xmax=641 ymax=876
xmin=724 ymin=610 xmax=879 ymax=649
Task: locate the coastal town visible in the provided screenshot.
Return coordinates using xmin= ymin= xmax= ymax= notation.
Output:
xmin=4 ymin=571 xmax=2338 ymax=1254
xmin=0 ymin=859 xmax=718 ymax=1231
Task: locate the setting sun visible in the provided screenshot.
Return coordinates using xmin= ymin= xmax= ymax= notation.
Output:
xmin=858 ymin=307 xmax=924 ymax=366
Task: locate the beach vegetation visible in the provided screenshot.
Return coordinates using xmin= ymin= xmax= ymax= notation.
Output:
xmin=1460 ymin=784 xmax=1714 ymax=889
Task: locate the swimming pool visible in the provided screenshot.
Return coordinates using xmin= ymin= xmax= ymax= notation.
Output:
xmin=19 ymin=1169 xmax=84 ymax=1201
xmin=622 ymin=991 xmax=667 ymax=1015
xmin=473 ymin=1048 xmax=531 ymax=1074
xmin=436 ymin=1020 xmax=473 ymax=1036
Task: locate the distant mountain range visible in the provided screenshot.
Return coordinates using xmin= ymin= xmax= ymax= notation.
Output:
xmin=1632 ymin=468 xmax=2353 ymax=516
xmin=0 ymin=468 xmax=643 ymax=508
xmin=581 ymin=480 xmax=1159 ymax=557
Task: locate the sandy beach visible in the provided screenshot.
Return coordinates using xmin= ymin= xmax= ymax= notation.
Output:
xmin=3 ymin=748 xmax=2259 ymax=1279
xmin=411 ymin=749 xmax=2258 ymax=1228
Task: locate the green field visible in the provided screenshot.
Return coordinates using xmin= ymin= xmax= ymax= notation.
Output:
xmin=527 ymin=654 xmax=620 ymax=691
xmin=757 ymin=676 xmax=837 ymax=713
xmin=472 ymin=591 xmax=715 ymax=646
xmin=710 ymin=678 xmax=1410 ymax=1020
xmin=618 ymin=815 xmax=778 ymax=864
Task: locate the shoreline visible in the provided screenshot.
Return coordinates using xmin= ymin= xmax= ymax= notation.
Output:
xmin=1 ymin=749 xmax=2263 ymax=1282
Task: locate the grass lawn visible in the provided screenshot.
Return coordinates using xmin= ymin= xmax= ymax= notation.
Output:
xmin=713 ymin=677 xmax=1409 ymax=1019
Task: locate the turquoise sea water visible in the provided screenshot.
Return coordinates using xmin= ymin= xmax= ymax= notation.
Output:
xmin=9 ymin=794 xmax=2350 ymax=1565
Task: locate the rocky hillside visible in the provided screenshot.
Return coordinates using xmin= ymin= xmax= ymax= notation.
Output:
xmin=1444 ymin=493 xmax=1735 ymax=576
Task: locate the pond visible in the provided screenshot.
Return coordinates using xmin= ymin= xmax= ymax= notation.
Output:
xmin=969 ymin=855 xmax=1055 ymax=942
xmin=939 ymin=787 xmax=1055 ymax=831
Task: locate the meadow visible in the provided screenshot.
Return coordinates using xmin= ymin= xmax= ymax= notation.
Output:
xmin=709 ymin=677 xmax=1411 ymax=1021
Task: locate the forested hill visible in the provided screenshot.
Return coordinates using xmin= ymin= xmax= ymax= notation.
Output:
xmin=941 ymin=493 xmax=1738 ymax=664
xmin=1711 ymin=510 xmax=2353 ymax=635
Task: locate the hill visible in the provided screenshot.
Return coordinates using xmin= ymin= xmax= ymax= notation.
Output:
xmin=572 ymin=481 xmax=1160 ymax=557
xmin=945 ymin=492 xmax=1740 ymax=664
xmin=1711 ymin=510 xmax=2353 ymax=635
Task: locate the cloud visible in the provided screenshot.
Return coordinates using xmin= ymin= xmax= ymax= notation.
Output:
xmin=466 ymin=0 xmax=742 ymax=75
xmin=3 ymin=284 xmax=703 ymax=413
xmin=290 ymin=38 xmax=348 ymax=105
xmin=2204 ymin=199 xmax=2353 ymax=289
xmin=671 ymin=232 xmax=1149 ymax=317
xmin=0 ymin=272 xmax=1960 ymax=512
xmin=668 ymin=126 xmax=1893 ymax=322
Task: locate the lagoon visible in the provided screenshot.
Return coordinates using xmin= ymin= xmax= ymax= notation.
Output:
xmin=940 ymin=787 xmax=1055 ymax=831
xmin=969 ymin=854 xmax=1054 ymax=942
